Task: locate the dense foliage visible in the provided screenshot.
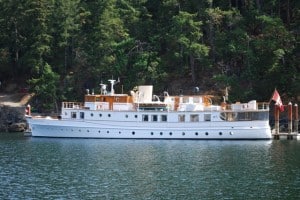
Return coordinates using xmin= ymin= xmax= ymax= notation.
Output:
xmin=0 ymin=0 xmax=299 ymax=111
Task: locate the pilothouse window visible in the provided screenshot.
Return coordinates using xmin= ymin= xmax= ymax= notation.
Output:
xmin=190 ymin=114 xmax=199 ymax=122
xmin=152 ymin=115 xmax=158 ymax=122
xmin=204 ymin=114 xmax=211 ymax=121
xmin=178 ymin=114 xmax=185 ymax=122
xmin=143 ymin=115 xmax=149 ymax=122
xmin=80 ymin=112 xmax=84 ymax=119
xmin=161 ymin=115 xmax=167 ymax=122
xmin=71 ymin=112 xmax=76 ymax=119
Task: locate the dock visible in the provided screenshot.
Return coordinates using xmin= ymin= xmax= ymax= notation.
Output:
xmin=272 ymin=102 xmax=299 ymax=140
xmin=272 ymin=132 xmax=300 ymax=140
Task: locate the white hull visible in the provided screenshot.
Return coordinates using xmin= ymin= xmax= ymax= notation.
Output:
xmin=27 ymin=118 xmax=272 ymax=139
xmin=26 ymin=81 xmax=272 ymax=140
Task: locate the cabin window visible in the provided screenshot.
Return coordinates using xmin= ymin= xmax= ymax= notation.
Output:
xmin=91 ymin=113 xmax=94 ymax=117
xmin=80 ymin=112 xmax=84 ymax=119
xmin=183 ymin=97 xmax=189 ymax=103
xmin=204 ymin=114 xmax=211 ymax=121
xmin=190 ymin=114 xmax=199 ymax=122
xmin=237 ymin=112 xmax=252 ymax=121
xmin=161 ymin=115 xmax=167 ymax=122
xmin=193 ymin=97 xmax=200 ymax=103
xmin=178 ymin=114 xmax=185 ymax=122
xmin=220 ymin=112 xmax=237 ymax=121
xmin=71 ymin=112 xmax=76 ymax=119
xmin=143 ymin=115 xmax=149 ymax=121
xmin=152 ymin=115 xmax=158 ymax=122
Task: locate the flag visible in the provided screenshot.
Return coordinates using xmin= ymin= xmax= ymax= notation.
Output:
xmin=271 ymin=89 xmax=284 ymax=112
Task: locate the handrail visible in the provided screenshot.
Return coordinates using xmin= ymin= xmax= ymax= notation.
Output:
xmin=62 ymin=102 xmax=84 ymax=109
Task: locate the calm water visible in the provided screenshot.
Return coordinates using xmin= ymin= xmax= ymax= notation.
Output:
xmin=0 ymin=133 xmax=299 ymax=199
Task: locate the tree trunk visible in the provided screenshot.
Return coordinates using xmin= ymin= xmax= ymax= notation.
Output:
xmin=190 ymin=55 xmax=196 ymax=83
xmin=208 ymin=0 xmax=215 ymax=62
xmin=286 ymin=0 xmax=290 ymax=28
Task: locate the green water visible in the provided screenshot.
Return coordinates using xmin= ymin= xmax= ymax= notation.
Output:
xmin=0 ymin=133 xmax=299 ymax=199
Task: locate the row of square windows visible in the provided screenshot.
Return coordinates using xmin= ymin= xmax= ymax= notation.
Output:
xmin=69 ymin=112 xmax=212 ymax=122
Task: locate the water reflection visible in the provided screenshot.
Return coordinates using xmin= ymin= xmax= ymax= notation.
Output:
xmin=0 ymin=135 xmax=299 ymax=199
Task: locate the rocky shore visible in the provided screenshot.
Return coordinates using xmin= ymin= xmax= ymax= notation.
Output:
xmin=0 ymin=105 xmax=28 ymax=132
xmin=0 ymin=91 xmax=32 ymax=133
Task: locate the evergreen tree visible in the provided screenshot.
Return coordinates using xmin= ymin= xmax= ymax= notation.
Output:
xmin=0 ymin=0 xmax=298 ymax=109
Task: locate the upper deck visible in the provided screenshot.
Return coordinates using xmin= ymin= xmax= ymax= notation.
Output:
xmin=59 ymin=82 xmax=269 ymax=123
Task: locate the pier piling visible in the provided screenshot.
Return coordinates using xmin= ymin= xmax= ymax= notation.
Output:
xmin=294 ymin=104 xmax=298 ymax=133
xmin=274 ymin=105 xmax=280 ymax=140
xmin=273 ymin=103 xmax=299 ymax=140
xmin=287 ymin=102 xmax=293 ymax=139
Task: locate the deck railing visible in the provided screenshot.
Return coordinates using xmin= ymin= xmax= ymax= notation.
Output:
xmin=62 ymin=102 xmax=84 ymax=109
xmin=224 ymin=102 xmax=269 ymax=111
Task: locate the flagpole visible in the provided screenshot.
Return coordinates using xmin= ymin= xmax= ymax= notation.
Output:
xmin=269 ymin=88 xmax=277 ymax=104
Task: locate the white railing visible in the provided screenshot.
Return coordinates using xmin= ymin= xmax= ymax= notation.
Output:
xmin=62 ymin=102 xmax=84 ymax=109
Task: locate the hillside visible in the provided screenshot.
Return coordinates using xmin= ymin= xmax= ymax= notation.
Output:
xmin=0 ymin=1 xmax=299 ymax=112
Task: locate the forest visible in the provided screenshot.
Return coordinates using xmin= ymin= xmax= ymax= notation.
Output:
xmin=0 ymin=0 xmax=299 ymax=112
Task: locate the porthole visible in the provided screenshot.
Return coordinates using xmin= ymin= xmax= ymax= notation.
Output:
xmin=132 ymin=131 xmax=135 ymax=135
xmin=119 ymin=131 xmax=121 ymax=134
xmin=107 ymin=131 xmax=109 ymax=133
xmin=99 ymin=114 xmax=102 ymax=117
xmin=91 ymin=113 xmax=94 ymax=117
xmin=135 ymin=115 xmax=138 ymax=118
xmin=195 ymin=132 xmax=198 ymax=136
xmin=151 ymin=132 xmax=154 ymax=135
xmin=169 ymin=132 xmax=172 ymax=136
xmin=182 ymin=132 xmax=185 ymax=136
xmin=125 ymin=114 xmax=128 ymax=118
xmin=108 ymin=114 xmax=111 ymax=117
xmin=205 ymin=132 xmax=208 ymax=135
xmin=219 ymin=132 xmax=222 ymax=135
xmin=160 ymin=132 xmax=163 ymax=135
xmin=87 ymin=130 xmax=89 ymax=132
xmin=98 ymin=130 xmax=101 ymax=133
